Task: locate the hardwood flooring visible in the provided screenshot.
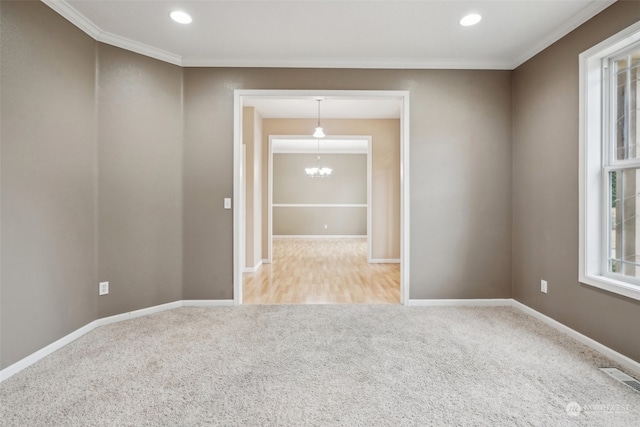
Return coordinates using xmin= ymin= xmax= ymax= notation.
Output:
xmin=243 ymin=238 xmax=400 ymax=304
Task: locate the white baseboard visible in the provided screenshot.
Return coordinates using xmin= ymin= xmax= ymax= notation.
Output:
xmin=95 ymin=301 xmax=182 ymax=328
xmin=407 ymin=298 xmax=512 ymax=307
xmin=3 ymin=298 xmax=638 ymax=383
xmin=0 ymin=299 xmax=233 ymax=383
xmin=369 ymin=259 xmax=401 ymax=264
xmin=182 ymin=300 xmax=234 ymax=307
xmin=0 ymin=320 xmax=99 ymax=383
xmin=273 ymin=235 xmax=367 ymax=239
xmin=242 ymin=260 xmax=263 ymax=273
xmin=511 ymin=300 xmax=640 ymax=376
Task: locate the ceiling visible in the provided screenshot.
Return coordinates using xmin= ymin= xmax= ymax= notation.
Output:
xmin=244 ymin=96 xmax=402 ymax=119
xmin=44 ymin=0 xmax=615 ymax=70
xmin=42 ymin=0 xmax=614 ymax=120
xmin=272 ymin=138 xmax=369 ymax=153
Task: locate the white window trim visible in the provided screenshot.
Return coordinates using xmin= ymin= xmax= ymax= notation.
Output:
xmin=579 ymin=20 xmax=640 ymax=302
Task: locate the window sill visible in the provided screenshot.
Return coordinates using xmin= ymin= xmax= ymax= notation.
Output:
xmin=580 ymin=274 xmax=640 ymax=302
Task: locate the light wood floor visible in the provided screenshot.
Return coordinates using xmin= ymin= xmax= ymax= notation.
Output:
xmin=243 ymin=238 xmax=400 ymax=304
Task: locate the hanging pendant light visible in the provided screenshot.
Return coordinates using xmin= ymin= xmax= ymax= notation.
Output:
xmin=305 ymin=138 xmax=332 ymax=178
xmin=312 ymin=98 xmax=325 ymax=138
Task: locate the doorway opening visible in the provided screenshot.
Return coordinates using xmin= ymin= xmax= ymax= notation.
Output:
xmin=267 ymin=135 xmax=372 ymax=264
xmin=233 ymin=90 xmax=410 ymax=305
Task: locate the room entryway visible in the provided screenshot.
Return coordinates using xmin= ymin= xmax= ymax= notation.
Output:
xmin=243 ymin=237 xmax=400 ymax=304
xmin=234 ymin=90 xmax=410 ymax=305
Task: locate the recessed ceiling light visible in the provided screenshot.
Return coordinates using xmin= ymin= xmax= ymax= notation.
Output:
xmin=170 ymin=11 xmax=192 ymax=24
xmin=460 ymin=13 xmax=482 ymax=27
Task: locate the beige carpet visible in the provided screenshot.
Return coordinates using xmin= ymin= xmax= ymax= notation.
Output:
xmin=1 ymin=305 xmax=638 ymax=426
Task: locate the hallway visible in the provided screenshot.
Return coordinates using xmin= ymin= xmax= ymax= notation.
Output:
xmin=243 ymin=238 xmax=400 ymax=304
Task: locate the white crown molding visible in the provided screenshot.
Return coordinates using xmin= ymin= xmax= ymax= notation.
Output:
xmin=42 ymin=0 xmax=182 ymax=66
xmin=43 ymin=0 xmax=510 ymax=70
xmin=99 ymin=32 xmax=182 ymax=66
xmin=511 ymin=0 xmax=616 ymax=69
xmin=181 ymin=57 xmax=514 ymax=70
xmin=43 ymin=0 xmax=614 ymax=71
xmin=42 ymin=0 xmax=102 ymax=39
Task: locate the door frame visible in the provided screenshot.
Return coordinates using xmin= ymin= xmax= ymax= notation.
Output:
xmin=267 ymin=135 xmax=372 ymax=263
xmin=233 ymin=90 xmax=410 ymax=305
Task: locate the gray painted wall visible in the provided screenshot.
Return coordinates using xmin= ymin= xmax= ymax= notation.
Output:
xmin=242 ymin=107 xmax=263 ymax=270
xmin=263 ymin=119 xmax=401 ymax=260
xmin=273 ymin=154 xmax=367 ymax=204
xmin=96 ymin=44 xmax=183 ymax=318
xmin=182 ymin=67 xmax=513 ymax=301
xmin=1 ymin=2 xmax=183 ymax=368
xmin=273 ymin=153 xmax=367 ymax=236
xmin=1 ymin=1 xmax=97 ymax=368
xmin=512 ymin=0 xmax=640 ymax=363
xmin=4 ymin=0 xmax=639 ymax=371
xmin=274 ymin=207 xmax=367 ymax=236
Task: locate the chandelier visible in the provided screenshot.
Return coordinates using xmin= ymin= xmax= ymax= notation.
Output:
xmin=312 ymin=98 xmax=325 ymax=138
xmin=305 ymin=98 xmax=331 ymax=177
xmin=305 ymin=138 xmax=332 ymax=178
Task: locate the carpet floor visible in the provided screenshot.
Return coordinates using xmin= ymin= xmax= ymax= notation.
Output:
xmin=0 ymin=305 xmax=638 ymax=426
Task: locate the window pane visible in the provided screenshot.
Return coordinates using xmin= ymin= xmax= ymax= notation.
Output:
xmin=631 ymin=63 xmax=640 ymax=158
xmin=609 ymin=168 xmax=640 ymax=277
xmin=613 ymin=52 xmax=640 ymax=161
xmin=615 ymin=66 xmax=627 ymax=160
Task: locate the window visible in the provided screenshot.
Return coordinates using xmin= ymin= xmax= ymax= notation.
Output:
xmin=607 ymin=49 xmax=640 ymax=278
xmin=580 ymin=21 xmax=640 ymax=301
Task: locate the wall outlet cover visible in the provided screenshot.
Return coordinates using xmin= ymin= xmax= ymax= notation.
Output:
xmin=541 ymin=280 xmax=547 ymax=294
xmin=99 ymin=281 xmax=109 ymax=296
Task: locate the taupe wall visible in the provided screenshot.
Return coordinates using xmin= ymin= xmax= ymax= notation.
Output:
xmin=252 ymin=110 xmax=263 ymax=268
xmin=263 ymin=119 xmax=401 ymax=260
xmin=13 ymin=0 xmax=640 ymax=370
xmin=274 ymin=207 xmax=367 ymax=236
xmin=512 ymin=0 xmax=640 ymax=362
xmin=1 ymin=1 xmax=183 ymax=368
xmin=242 ymin=107 xmax=257 ymax=269
xmin=1 ymin=1 xmax=97 ymax=368
xmin=96 ymin=44 xmax=183 ymax=318
xmin=273 ymin=153 xmax=367 ymax=236
xmin=183 ymin=69 xmax=512 ymax=301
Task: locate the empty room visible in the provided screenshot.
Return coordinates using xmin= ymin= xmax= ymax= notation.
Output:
xmin=1 ymin=1 xmax=640 ymax=425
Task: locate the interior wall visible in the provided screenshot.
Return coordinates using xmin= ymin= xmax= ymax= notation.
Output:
xmin=96 ymin=44 xmax=183 ymax=318
xmin=512 ymin=0 xmax=640 ymax=363
xmin=7 ymin=0 xmax=639 ymax=369
xmin=262 ymin=119 xmax=401 ymax=260
xmin=0 ymin=1 xmax=97 ymax=369
xmin=272 ymin=153 xmax=367 ymax=236
xmin=183 ymin=69 xmax=512 ymax=300
xmin=242 ymin=107 xmax=256 ymax=269
xmin=274 ymin=207 xmax=366 ymax=236
xmin=253 ymin=110 xmax=263 ymax=269
xmin=242 ymin=107 xmax=263 ymax=270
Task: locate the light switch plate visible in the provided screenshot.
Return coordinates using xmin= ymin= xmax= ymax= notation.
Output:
xmin=99 ymin=281 xmax=109 ymax=295
xmin=224 ymin=198 xmax=231 ymax=209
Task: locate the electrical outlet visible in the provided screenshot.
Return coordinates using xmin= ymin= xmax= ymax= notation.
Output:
xmin=541 ymin=280 xmax=548 ymax=294
xmin=99 ymin=281 xmax=109 ymax=296
xmin=324 ymin=224 xmax=328 ymax=229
